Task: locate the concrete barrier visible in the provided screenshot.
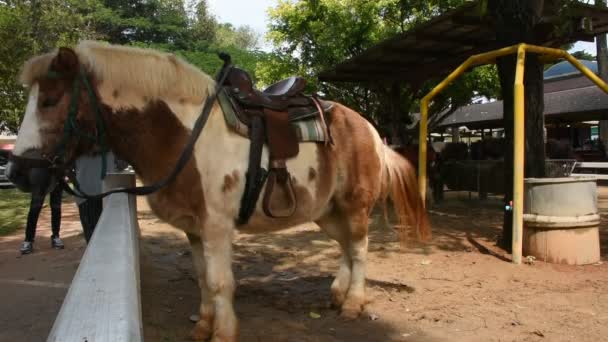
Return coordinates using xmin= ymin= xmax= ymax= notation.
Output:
xmin=47 ymin=172 xmax=142 ymax=342
xmin=571 ymin=162 xmax=608 ymax=180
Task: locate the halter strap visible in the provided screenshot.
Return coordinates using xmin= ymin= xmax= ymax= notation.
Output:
xmin=61 ymin=53 xmax=233 ymax=200
xmin=53 ymin=64 xmax=109 ymax=179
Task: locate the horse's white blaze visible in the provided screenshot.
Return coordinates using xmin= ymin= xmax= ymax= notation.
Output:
xmin=13 ymin=84 xmax=42 ymax=155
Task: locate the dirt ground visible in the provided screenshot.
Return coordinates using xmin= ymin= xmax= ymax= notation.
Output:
xmin=141 ymin=191 xmax=608 ymax=342
xmin=0 ymin=199 xmax=86 ymax=342
xmin=1 ymin=188 xmax=607 ymax=342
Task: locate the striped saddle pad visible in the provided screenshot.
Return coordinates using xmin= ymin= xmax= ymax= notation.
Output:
xmin=218 ymin=89 xmax=334 ymax=143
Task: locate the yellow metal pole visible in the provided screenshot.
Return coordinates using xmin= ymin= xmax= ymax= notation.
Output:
xmin=419 ymin=99 xmax=429 ymax=203
xmin=415 ymin=42 xmax=607 ymax=265
xmin=563 ymin=54 xmax=608 ymax=94
xmin=523 ymin=45 xmax=608 ymax=94
xmin=512 ymin=44 xmax=527 ymax=265
xmin=417 ymin=46 xmax=521 ymax=203
xmin=418 ymin=58 xmax=476 ymax=203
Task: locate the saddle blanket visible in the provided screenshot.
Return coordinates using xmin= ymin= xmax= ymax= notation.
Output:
xmin=218 ymin=90 xmax=333 ymax=143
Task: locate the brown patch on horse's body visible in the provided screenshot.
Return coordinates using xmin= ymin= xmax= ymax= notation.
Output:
xmin=103 ymin=100 xmax=206 ymax=233
xmin=322 ymin=104 xmax=382 ymax=236
xmin=308 ymin=167 xmax=317 ymax=181
xmin=221 ymin=171 xmax=239 ymax=193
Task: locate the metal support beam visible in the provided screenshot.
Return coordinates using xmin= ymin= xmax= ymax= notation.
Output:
xmin=47 ymin=172 xmax=142 ymax=342
xmin=418 ymin=43 xmax=608 ymax=265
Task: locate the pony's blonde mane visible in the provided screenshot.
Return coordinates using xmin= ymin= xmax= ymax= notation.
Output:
xmin=19 ymin=40 xmax=216 ymax=104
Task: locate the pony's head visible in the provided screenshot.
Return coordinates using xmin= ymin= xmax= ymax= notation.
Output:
xmin=7 ymin=47 xmax=101 ymax=192
xmin=7 ymin=41 xmax=216 ymax=192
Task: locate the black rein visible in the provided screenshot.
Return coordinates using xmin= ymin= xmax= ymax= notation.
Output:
xmin=60 ymin=53 xmax=233 ymax=200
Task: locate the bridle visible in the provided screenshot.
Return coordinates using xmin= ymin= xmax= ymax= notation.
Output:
xmin=10 ymin=53 xmax=233 ymax=200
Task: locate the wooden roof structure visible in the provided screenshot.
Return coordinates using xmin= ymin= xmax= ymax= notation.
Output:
xmin=318 ymin=1 xmax=608 ymax=84
xmin=436 ymin=75 xmax=608 ymax=129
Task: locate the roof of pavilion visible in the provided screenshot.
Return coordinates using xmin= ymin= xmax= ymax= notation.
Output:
xmin=318 ymin=1 xmax=608 ymax=84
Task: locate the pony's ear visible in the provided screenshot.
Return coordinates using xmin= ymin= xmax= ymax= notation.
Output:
xmin=51 ymin=47 xmax=79 ymax=76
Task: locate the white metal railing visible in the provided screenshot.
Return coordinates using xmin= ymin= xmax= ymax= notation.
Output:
xmin=571 ymin=162 xmax=608 ymax=180
xmin=47 ymin=172 xmax=142 ymax=342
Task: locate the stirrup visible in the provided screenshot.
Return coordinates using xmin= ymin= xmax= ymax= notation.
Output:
xmin=262 ymin=169 xmax=297 ymax=218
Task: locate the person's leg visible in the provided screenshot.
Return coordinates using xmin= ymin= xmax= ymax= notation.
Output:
xmin=50 ymin=186 xmax=65 ymax=248
xmin=25 ymin=192 xmax=45 ymax=242
xmin=50 ymin=185 xmax=62 ymax=237
xmin=21 ymin=191 xmax=45 ymax=254
xmin=78 ymin=198 xmax=103 ymax=243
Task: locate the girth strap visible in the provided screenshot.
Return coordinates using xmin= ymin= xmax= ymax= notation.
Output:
xmin=236 ymin=116 xmax=268 ymax=225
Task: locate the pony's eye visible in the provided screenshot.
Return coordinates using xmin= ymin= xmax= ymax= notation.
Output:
xmin=41 ymin=97 xmax=59 ymax=108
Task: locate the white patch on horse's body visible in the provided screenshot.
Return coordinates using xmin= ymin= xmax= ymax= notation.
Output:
xmin=180 ymin=102 xmax=324 ymax=234
xmin=13 ymin=84 xmax=42 ymax=155
xmin=97 ymin=83 xmax=147 ymax=111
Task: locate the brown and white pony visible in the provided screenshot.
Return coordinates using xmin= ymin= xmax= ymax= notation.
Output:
xmin=7 ymin=41 xmax=430 ymax=341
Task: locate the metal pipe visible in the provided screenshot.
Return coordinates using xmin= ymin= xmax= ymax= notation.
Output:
xmin=563 ymin=54 xmax=608 ymax=94
xmin=419 ymin=58 xmax=476 ymax=203
xmin=416 ymin=43 xmax=608 ymax=264
xmin=512 ymin=44 xmax=527 ymax=265
xmin=419 ymin=99 xmax=429 ymax=202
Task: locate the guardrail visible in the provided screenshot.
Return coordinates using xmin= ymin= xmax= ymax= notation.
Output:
xmin=571 ymin=162 xmax=608 ymax=180
xmin=47 ymin=172 xmax=143 ymax=342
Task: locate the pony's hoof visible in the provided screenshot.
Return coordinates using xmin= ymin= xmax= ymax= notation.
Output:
xmin=189 ymin=321 xmax=212 ymax=341
xmin=331 ymin=291 xmax=347 ymax=307
xmin=340 ymin=299 xmax=364 ymax=320
xmin=211 ymin=334 xmax=238 ymax=342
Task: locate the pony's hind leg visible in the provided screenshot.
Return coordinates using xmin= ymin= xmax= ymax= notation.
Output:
xmin=186 ymin=233 xmax=214 ymax=341
xmin=316 ymin=211 xmax=352 ymax=307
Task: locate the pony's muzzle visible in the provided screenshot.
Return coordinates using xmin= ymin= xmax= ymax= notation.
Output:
xmin=6 ymin=150 xmax=57 ymax=193
xmin=6 ymin=160 xmax=32 ymax=192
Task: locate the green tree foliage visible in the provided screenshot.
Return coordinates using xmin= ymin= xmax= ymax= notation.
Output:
xmin=264 ymin=0 xmax=499 ymax=137
xmin=0 ymin=0 xmax=99 ymax=132
xmin=0 ymin=0 xmax=268 ymax=133
xmin=187 ymin=0 xmax=217 ymax=43
xmin=570 ymin=50 xmax=595 ymax=61
xmin=93 ymin=0 xmax=189 ymax=45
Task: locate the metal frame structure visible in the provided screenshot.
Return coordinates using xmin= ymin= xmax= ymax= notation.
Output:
xmin=418 ymin=43 xmax=608 ymax=264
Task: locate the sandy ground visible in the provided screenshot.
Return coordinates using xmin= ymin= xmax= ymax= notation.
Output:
xmin=141 ymin=191 xmax=608 ymax=342
xmin=0 ymin=199 xmax=85 ymax=342
xmin=1 ymin=188 xmax=607 ymax=342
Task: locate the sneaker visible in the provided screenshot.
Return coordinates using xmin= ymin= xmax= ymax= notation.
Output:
xmin=51 ymin=236 xmax=65 ymax=249
xmin=20 ymin=241 xmax=33 ymax=254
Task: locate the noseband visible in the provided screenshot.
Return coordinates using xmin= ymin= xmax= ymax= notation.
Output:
xmin=11 ymin=53 xmax=233 ymax=200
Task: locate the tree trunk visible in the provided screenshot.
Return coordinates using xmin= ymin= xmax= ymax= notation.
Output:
xmin=598 ymin=1 xmax=608 ymax=80
xmin=597 ymin=1 xmax=608 ymax=152
xmin=491 ymin=0 xmax=545 ymax=252
xmin=389 ymin=82 xmax=402 ymax=145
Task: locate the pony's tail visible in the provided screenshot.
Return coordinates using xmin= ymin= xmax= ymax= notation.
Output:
xmin=381 ymin=145 xmax=432 ymax=246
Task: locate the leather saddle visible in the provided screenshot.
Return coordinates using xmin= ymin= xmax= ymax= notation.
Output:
xmin=222 ymin=67 xmax=332 ymax=225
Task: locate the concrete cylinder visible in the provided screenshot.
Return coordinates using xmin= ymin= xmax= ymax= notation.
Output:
xmin=523 ymin=177 xmax=600 ymax=265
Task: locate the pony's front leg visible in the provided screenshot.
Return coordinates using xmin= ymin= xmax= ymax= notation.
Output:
xmin=202 ymin=214 xmax=238 ymax=342
xmin=186 ymin=233 xmax=215 ymax=341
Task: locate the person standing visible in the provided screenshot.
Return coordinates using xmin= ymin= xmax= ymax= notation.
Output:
xmin=74 ymin=151 xmax=116 ymax=243
xmin=20 ymin=168 xmax=64 ymax=254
